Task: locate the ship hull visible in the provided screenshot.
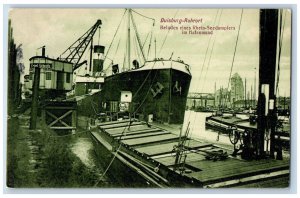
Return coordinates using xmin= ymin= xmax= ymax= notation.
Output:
xmin=90 ymin=131 xmax=160 ymax=187
xmin=99 ymin=60 xmax=192 ymax=124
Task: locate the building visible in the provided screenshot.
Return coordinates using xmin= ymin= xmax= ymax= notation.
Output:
xmin=215 ymin=87 xmax=231 ymax=108
xmin=230 ymin=73 xmax=244 ymax=105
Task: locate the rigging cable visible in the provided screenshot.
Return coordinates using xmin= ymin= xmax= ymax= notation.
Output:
xmin=103 ymin=10 xmax=127 ymax=71
xmin=130 ymin=12 xmax=146 ymax=62
xmin=147 ymin=22 xmax=155 ymax=60
xmin=136 ymin=35 xmax=143 ymax=64
xmin=197 ymin=10 xmax=220 ymax=89
xmin=275 ymin=9 xmax=283 ymax=95
xmin=158 ymin=10 xmax=179 ymax=55
xmin=103 ymin=33 xmax=122 ymax=74
xmin=275 ymin=9 xmax=287 ymax=95
xmin=122 ymin=32 xmax=128 ymax=72
xmin=125 ymin=9 xmax=155 ymax=63
xmin=94 ymin=9 xmax=178 ymax=184
xmin=183 ymin=9 xmax=220 ymax=138
xmin=133 ymin=33 xmax=142 ymax=65
xmin=94 ymin=7 xmax=213 ymax=184
xmin=132 ymin=17 xmax=171 ymax=99
xmin=131 ymin=9 xmax=156 ymax=21
xmin=94 ymin=16 xmax=157 ymax=184
xmin=224 ymin=9 xmax=244 ymax=106
xmin=142 ymin=32 xmax=150 ymax=50
xmin=112 ymin=37 xmax=122 ymax=61
xmin=200 ymin=10 xmax=223 ymax=93
xmin=94 ymin=69 xmax=160 ymax=187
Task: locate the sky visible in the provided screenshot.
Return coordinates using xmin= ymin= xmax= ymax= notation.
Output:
xmin=9 ymin=8 xmax=291 ymax=97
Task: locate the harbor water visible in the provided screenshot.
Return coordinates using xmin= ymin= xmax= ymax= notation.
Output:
xmin=182 ymin=110 xmax=234 ymax=148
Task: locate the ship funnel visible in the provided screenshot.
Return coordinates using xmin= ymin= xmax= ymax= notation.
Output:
xmin=42 ymin=46 xmax=46 ymax=57
xmin=92 ymin=45 xmax=105 ymax=75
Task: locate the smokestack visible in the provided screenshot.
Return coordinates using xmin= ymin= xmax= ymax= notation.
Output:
xmin=42 ymin=46 xmax=46 ymax=57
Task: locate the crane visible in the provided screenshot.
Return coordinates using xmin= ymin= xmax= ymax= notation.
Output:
xmin=29 ymin=20 xmax=102 ymax=129
xmin=58 ymin=19 xmax=102 ymax=71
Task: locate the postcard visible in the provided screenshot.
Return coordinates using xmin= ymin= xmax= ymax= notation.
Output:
xmin=7 ymin=8 xmax=291 ymax=189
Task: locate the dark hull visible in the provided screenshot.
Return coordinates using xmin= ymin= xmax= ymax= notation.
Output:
xmin=100 ymin=67 xmax=191 ymax=124
xmin=90 ymin=131 xmax=161 ymax=187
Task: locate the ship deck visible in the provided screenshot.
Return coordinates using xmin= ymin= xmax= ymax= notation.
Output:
xmin=91 ymin=119 xmax=290 ymax=188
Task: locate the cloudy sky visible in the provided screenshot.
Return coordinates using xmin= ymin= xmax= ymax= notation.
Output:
xmin=9 ymin=8 xmax=291 ymax=97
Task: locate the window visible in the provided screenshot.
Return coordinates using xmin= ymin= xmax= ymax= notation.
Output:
xmin=66 ymin=73 xmax=71 ymax=83
xmin=46 ymin=72 xmax=51 ymax=80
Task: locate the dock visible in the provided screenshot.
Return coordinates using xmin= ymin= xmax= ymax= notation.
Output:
xmin=90 ymin=119 xmax=290 ymax=188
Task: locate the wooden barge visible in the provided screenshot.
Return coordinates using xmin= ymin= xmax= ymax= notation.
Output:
xmin=205 ymin=115 xmax=251 ymax=133
xmin=90 ymin=119 xmax=290 ymax=188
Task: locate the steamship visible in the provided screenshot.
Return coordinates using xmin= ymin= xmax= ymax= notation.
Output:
xmin=74 ymin=9 xmax=192 ymax=124
xmin=88 ymin=9 xmax=289 ymax=188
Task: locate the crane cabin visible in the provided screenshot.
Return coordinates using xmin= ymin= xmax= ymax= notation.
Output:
xmin=28 ymin=56 xmax=73 ymax=92
xmin=27 ymin=20 xmax=102 ymax=101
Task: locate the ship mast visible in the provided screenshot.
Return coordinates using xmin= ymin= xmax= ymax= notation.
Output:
xmin=127 ymin=9 xmax=131 ymax=70
xmin=244 ymin=78 xmax=247 ymax=108
xmin=254 ymin=67 xmax=256 ymax=101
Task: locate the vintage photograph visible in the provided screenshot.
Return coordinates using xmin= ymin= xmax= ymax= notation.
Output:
xmin=7 ymin=8 xmax=291 ymax=188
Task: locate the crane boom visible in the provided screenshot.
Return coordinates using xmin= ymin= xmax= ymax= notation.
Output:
xmin=59 ymin=19 xmax=102 ymax=71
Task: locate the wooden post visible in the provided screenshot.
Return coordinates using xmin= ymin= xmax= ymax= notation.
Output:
xmin=30 ymin=46 xmax=45 ymax=129
xmin=257 ymin=9 xmax=279 ymax=158
xmin=72 ymin=109 xmax=77 ymax=134
xmin=29 ymin=66 xmax=40 ymax=129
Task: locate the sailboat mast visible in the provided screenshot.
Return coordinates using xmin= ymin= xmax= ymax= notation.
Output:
xmin=154 ymin=38 xmax=157 ymax=59
xmin=251 ymin=84 xmax=253 ymax=107
xmin=254 ymin=67 xmax=256 ymax=101
xmin=245 ymin=78 xmax=247 ymax=108
xmin=127 ymin=8 xmax=131 ymax=70
xmin=214 ymin=82 xmax=216 ymax=108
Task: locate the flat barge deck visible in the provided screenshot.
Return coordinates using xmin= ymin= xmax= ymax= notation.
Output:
xmin=90 ymin=119 xmax=290 ymax=188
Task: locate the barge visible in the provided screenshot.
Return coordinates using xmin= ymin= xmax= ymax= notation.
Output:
xmin=90 ymin=119 xmax=290 ymax=187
